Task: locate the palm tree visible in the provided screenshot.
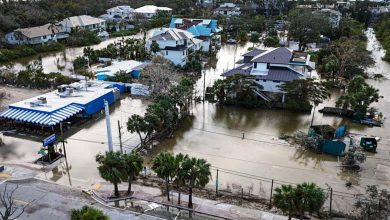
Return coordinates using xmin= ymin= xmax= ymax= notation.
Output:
xmin=173 ymin=153 xmax=189 ymax=204
xmin=123 ymin=151 xmax=144 ymax=195
xmin=152 ymin=151 xmax=175 ymax=201
xmin=95 ymin=151 xmax=127 ymax=197
xmin=182 ymin=157 xmax=211 ymax=208
xmin=294 ymin=182 xmax=326 ymax=219
xmin=273 ymin=184 xmax=295 ymax=220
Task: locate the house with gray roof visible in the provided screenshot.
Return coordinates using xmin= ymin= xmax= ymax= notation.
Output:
xmin=146 ymin=28 xmax=203 ymax=66
xmin=5 ymin=24 xmax=69 ymax=45
xmin=222 ymin=47 xmax=315 ymax=102
xmin=60 ymin=15 xmax=106 ymax=33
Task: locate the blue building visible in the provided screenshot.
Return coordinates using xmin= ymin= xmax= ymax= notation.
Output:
xmin=169 ymin=18 xmax=222 ymax=52
xmin=0 ymin=81 xmax=125 ymax=128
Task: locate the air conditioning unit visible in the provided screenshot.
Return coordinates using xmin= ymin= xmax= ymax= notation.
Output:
xmin=37 ymin=97 xmax=47 ymax=104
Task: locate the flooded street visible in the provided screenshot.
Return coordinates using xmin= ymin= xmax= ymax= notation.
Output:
xmin=1 ymin=28 xmax=389 ymax=213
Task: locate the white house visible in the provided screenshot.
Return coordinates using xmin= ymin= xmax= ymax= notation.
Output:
xmin=215 ymin=3 xmax=241 ymax=16
xmin=222 ymin=47 xmax=315 ymax=102
xmin=60 ymin=15 xmax=106 ymax=33
xmin=103 ymin=5 xmax=134 ymax=20
xmin=146 ymin=28 xmax=203 ymax=66
xmin=134 ymin=5 xmax=172 ymax=18
xmin=5 ymin=24 xmax=69 ymax=45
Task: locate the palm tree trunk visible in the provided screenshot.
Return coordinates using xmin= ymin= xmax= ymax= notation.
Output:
xmin=166 ymin=177 xmax=170 ymax=201
xmin=177 ymin=177 xmax=181 ymax=205
xmin=127 ymin=175 xmax=132 ymax=195
xmin=310 ymin=105 xmax=316 ymax=126
xmin=188 ymin=187 xmax=193 ymax=208
xmin=114 ymin=183 xmax=119 ymax=197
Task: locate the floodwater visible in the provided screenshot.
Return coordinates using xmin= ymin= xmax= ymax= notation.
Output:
xmin=1 ymin=28 xmax=389 ymax=213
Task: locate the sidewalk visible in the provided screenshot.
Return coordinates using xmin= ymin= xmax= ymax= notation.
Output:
xmin=94 ymin=182 xmax=291 ymax=220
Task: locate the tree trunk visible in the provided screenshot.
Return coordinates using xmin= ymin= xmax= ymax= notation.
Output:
xmin=177 ymin=177 xmax=181 ymax=205
xmin=166 ymin=177 xmax=170 ymax=201
xmin=127 ymin=175 xmax=132 ymax=195
xmin=310 ymin=105 xmax=316 ymax=126
xmin=188 ymin=187 xmax=193 ymax=208
xmin=114 ymin=183 xmax=119 ymax=197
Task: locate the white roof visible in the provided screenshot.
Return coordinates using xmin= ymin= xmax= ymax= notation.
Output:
xmin=135 ymin=5 xmax=172 ymax=14
xmin=94 ymin=60 xmax=145 ymax=77
xmin=9 ymin=81 xmax=116 ymax=113
xmin=150 ymin=28 xmax=194 ymax=41
xmin=61 ymin=15 xmax=105 ymax=28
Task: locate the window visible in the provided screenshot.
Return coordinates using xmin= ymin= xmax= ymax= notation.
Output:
xmin=263 ymin=80 xmax=267 ymax=82
xmin=183 ymin=51 xmax=185 ymax=56
xmin=266 ymin=63 xmax=270 ymax=69
xmin=256 ymin=79 xmax=259 ymax=81
xmin=254 ymin=62 xmax=257 ymax=68
xmin=43 ymin=36 xmax=47 ymax=39
xmin=273 ymin=80 xmax=280 ymax=83
xmin=166 ymin=51 xmax=169 ymax=55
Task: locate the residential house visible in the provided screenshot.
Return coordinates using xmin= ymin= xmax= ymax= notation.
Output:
xmin=5 ymin=24 xmax=69 ymax=45
xmin=61 ymin=15 xmax=106 ymax=33
xmin=103 ymin=5 xmax=135 ymax=21
xmin=197 ymin=0 xmax=214 ymax=8
xmin=146 ymin=28 xmax=203 ymax=66
xmin=169 ymin=18 xmax=222 ymax=52
xmin=215 ymin=3 xmax=241 ymax=16
xmin=370 ymin=6 xmax=389 ymax=21
xmin=222 ymin=47 xmax=315 ymax=102
xmin=94 ymin=60 xmax=148 ymax=80
xmin=134 ymin=5 xmax=172 ymax=18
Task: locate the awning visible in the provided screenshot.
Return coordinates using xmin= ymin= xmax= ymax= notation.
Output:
xmin=0 ymin=104 xmax=84 ymax=126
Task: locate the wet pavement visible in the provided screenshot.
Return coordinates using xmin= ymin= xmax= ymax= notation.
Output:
xmin=1 ymin=28 xmax=390 ymax=214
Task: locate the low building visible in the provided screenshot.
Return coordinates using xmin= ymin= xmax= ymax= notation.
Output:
xmin=5 ymin=24 xmax=69 ymax=45
xmin=370 ymin=6 xmax=390 ymax=21
xmin=134 ymin=5 xmax=172 ymax=18
xmin=103 ymin=5 xmax=135 ymax=21
xmin=147 ymin=28 xmax=203 ymax=66
xmin=222 ymin=47 xmax=315 ymax=102
xmin=0 ymin=81 xmax=125 ymax=129
xmin=94 ymin=60 xmax=148 ymax=80
xmin=314 ymin=9 xmax=342 ymax=28
xmin=215 ymin=3 xmax=241 ymax=16
xmin=61 ymin=15 xmax=106 ymax=33
xmin=169 ymin=18 xmax=222 ymax=52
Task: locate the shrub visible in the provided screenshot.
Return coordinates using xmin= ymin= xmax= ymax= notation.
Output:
xmin=70 ymin=206 xmax=109 ymax=220
xmin=67 ymin=29 xmax=101 ymax=47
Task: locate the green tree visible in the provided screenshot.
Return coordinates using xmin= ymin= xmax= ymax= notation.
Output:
xmin=95 ymin=151 xmax=127 ymax=197
xmin=249 ymin=32 xmax=260 ymax=47
xmin=173 ymin=153 xmax=189 ymax=204
xmin=273 ymin=184 xmax=295 ymax=220
xmin=336 ymin=76 xmax=381 ymax=114
xmin=70 ymin=205 xmax=109 ymax=220
xmin=150 ymin=41 xmax=160 ymax=54
xmin=288 ymin=9 xmax=330 ymax=51
xmin=182 ymin=157 xmax=211 ymax=208
xmin=280 ymin=79 xmax=329 ymax=113
xmin=127 ymin=114 xmax=147 ymax=147
xmin=152 ymin=151 xmax=175 ymax=201
xmin=123 ymin=151 xmax=144 ymax=195
xmin=263 ymin=36 xmax=280 ymax=47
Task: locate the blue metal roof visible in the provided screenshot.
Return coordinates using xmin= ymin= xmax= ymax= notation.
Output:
xmin=0 ymin=104 xmax=83 ymax=126
xmin=169 ymin=18 xmax=221 ymax=37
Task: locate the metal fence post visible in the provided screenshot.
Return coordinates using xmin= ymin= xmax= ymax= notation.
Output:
xmin=216 ymin=168 xmax=219 ymax=196
xmin=329 ymin=187 xmax=333 ymax=217
xmin=269 ymin=179 xmax=274 ymax=209
xmin=242 ymin=132 xmax=245 ymax=139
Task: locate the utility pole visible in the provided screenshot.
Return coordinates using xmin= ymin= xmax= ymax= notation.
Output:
xmin=203 ymin=70 xmax=206 ymax=102
xmin=118 ymin=120 xmax=123 ymax=153
xmin=60 ymin=123 xmax=67 ymax=158
xmin=104 ymin=100 xmax=113 ymax=152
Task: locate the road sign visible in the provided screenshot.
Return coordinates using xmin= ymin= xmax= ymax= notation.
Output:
xmin=42 ymin=134 xmax=56 ymax=147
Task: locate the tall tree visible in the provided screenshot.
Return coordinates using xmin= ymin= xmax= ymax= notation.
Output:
xmin=123 ymin=151 xmax=144 ymax=195
xmin=336 ymin=76 xmax=381 ymax=114
xmin=173 ymin=153 xmax=189 ymax=204
xmin=249 ymin=32 xmax=260 ymax=47
xmin=95 ymin=151 xmax=127 ymax=197
xmin=288 ymin=9 xmax=329 ymax=51
xmin=151 ymin=151 xmax=175 ymax=201
xmin=273 ymin=184 xmax=295 ymax=220
xmin=182 ymin=157 xmax=211 ymax=208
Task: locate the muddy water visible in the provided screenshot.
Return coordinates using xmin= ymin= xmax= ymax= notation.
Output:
xmin=1 ymin=29 xmax=389 ymax=213
xmin=9 ymin=29 xmax=156 ymax=76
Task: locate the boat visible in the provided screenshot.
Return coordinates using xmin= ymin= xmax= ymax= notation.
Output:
xmin=318 ymin=107 xmax=355 ymax=117
xmin=360 ymin=137 xmax=378 ymax=152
